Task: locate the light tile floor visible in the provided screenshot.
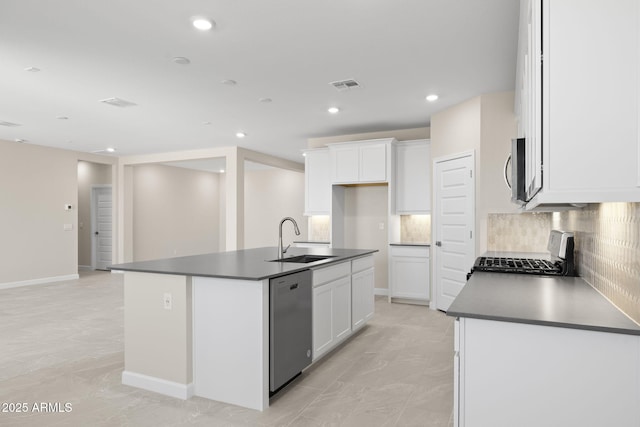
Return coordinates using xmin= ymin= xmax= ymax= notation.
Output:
xmin=0 ymin=271 xmax=454 ymax=426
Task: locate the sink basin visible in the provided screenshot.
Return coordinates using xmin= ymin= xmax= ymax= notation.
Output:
xmin=269 ymin=255 xmax=336 ymax=263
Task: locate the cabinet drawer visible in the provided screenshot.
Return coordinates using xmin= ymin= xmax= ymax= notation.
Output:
xmin=352 ymin=255 xmax=374 ymax=273
xmin=312 ymin=261 xmax=351 ymax=287
xmin=390 ymin=246 xmax=430 ymax=258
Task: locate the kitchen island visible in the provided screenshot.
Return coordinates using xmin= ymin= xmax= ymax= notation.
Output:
xmin=109 ymin=246 xmax=376 ymax=411
xmin=448 ymin=272 xmax=640 ymax=427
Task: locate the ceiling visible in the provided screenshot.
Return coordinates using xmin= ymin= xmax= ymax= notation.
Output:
xmin=0 ymin=0 xmax=520 ymax=163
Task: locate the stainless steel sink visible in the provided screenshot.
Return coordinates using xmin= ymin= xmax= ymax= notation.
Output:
xmin=269 ymin=255 xmax=336 ymax=263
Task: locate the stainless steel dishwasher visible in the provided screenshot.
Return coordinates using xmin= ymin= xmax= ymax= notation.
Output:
xmin=269 ymin=269 xmax=312 ymax=393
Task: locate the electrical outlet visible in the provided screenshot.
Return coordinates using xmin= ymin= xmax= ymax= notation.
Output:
xmin=163 ymin=293 xmax=172 ymax=310
xmin=379 ymin=222 xmax=385 ymax=230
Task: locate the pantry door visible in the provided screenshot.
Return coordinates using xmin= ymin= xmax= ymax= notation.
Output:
xmin=433 ymin=152 xmax=475 ymax=312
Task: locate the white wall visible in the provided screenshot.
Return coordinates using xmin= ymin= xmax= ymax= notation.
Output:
xmin=132 ymin=164 xmax=221 ymax=261
xmin=0 ymin=139 xmax=115 ymax=286
xmin=430 ymin=92 xmax=517 ymax=255
xmin=243 ymin=167 xmax=307 ymax=249
xmin=344 ymin=185 xmax=389 ymax=290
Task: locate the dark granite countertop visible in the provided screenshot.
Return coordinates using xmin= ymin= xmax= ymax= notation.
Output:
xmin=447 ymin=272 xmax=640 ymax=336
xmin=389 ymin=242 xmax=431 ymax=247
xmin=109 ymin=247 xmax=377 ymax=281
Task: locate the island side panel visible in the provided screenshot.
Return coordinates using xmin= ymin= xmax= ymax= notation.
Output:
xmin=192 ymin=276 xmax=269 ymax=411
xmin=122 ymin=272 xmax=193 ymax=399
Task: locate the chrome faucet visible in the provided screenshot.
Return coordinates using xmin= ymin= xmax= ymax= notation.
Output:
xmin=278 ymin=217 xmax=301 ymax=259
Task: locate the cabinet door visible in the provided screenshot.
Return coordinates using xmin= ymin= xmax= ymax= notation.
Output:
xmin=305 ymin=149 xmax=331 ymax=215
xmin=396 ymin=142 xmax=431 ymax=213
xmin=312 ymin=284 xmax=333 ymax=360
xmin=526 ymin=0 xmax=542 ymax=200
xmin=461 ymin=318 xmax=640 ymax=426
xmin=352 ymin=268 xmax=374 ymax=330
xmin=544 ymin=0 xmax=639 ymax=195
xmin=391 ymin=255 xmax=430 ymax=300
xmin=332 ymin=276 xmax=352 ymax=342
xmin=331 ymin=146 xmax=359 ymax=183
xmin=359 ymin=143 xmax=387 ymax=182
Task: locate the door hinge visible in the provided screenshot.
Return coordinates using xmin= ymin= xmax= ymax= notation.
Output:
xmin=469 ymin=170 xmax=473 ymax=178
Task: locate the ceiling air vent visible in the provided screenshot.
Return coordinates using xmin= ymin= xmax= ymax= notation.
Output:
xmin=99 ymin=97 xmax=137 ymax=107
xmin=0 ymin=120 xmax=21 ymax=127
xmin=329 ymin=79 xmax=361 ymax=92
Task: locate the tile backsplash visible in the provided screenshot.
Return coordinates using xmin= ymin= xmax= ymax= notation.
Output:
xmin=400 ymin=215 xmax=431 ymax=243
xmin=488 ymin=202 xmax=640 ymax=323
xmin=309 ymin=215 xmax=330 ymax=242
xmin=487 ymin=212 xmax=552 ymax=252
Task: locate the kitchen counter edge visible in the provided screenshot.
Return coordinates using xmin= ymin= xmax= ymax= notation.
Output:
xmin=446 ymin=272 xmax=640 ymax=336
xmin=109 ymin=247 xmax=378 ymax=281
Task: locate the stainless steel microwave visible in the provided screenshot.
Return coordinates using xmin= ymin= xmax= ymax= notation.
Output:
xmin=507 ymin=138 xmax=527 ymax=206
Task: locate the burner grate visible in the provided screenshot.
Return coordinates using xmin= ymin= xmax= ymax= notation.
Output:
xmin=474 ymin=257 xmax=563 ymax=275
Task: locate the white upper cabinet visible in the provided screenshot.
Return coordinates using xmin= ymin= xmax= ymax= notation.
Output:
xmin=328 ymin=138 xmax=392 ymax=184
xmin=304 ymin=148 xmax=331 ymax=215
xmin=394 ymin=140 xmax=431 ymax=214
xmin=516 ymin=0 xmax=640 ymax=209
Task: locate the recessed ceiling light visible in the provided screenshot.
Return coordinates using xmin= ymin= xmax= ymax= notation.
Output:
xmin=259 ymin=97 xmax=272 ymax=103
xmin=24 ymin=67 xmax=40 ymax=72
xmin=172 ymin=57 xmax=191 ymax=65
xmin=328 ymin=107 xmax=340 ymax=114
xmin=236 ymin=132 xmax=246 ymax=138
xmin=192 ymin=17 xmax=214 ymax=31
xmin=221 ymin=79 xmax=237 ymax=86
xmin=15 ymin=138 xmax=26 ymax=143
xmin=219 ymin=169 xmax=225 ymax=173
xmin=426 ymin=94 xmax=439 ymax=102
xmin=106 ymin=147 xmax=116 ymax=153
xmin=302 ymin=152 xmax=307 ymax=157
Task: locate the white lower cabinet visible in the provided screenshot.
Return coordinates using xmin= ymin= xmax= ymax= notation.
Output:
xmin=312 ymin=255 xmax=375 ymax=362
xmin=312 ymin=261 xmax=352 ymax=361
xmin=455 ymin=317 xmax=640 ymax=427
xmin=390 ymin=245 xmax=430 ymax=301
xmin=351 ymin=256 xmax=374 ymax=331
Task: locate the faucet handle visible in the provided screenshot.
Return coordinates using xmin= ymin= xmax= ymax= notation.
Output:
xmin=282 ymin=244 xmax=291 ymax=254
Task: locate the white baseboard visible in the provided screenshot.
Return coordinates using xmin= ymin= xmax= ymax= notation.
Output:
xmin=78 ymin=265 xmax=93 ymax=271
xmin=0 ymin=274 xmax=80 ymax=290
xmin=374 ymin=287 xmax=389 ymax=296
xmin=110 ymin=270 xmax=124 ymax=274
xmin=122 ymin=371 xmax=194 ymax=400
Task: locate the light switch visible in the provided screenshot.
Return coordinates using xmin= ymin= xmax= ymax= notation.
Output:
xmin=63 ymin=224 xmax=73 ymax=231
xmin=379 ymin=222 xmax=385 ymax=230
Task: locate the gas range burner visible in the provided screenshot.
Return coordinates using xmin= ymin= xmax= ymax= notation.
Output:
xmin=474 ymin=257 xmax=563 ymax=275
xmin=470 ymin=230 xmax=576 ymax=277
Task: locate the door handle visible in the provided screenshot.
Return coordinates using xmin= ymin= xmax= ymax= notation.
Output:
xmin=95 ymin=231 xmax=99 ymax=236
xmin=435 ymin=241 xmax=442 ymax=247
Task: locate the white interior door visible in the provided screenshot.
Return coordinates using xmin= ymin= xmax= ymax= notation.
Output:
xmin=433 ymin=153 xmax=475 ymax=311
xmin=92 ymin=186 xmax=112 ymax=270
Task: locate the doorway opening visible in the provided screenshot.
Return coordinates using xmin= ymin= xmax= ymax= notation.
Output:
xmin=77 ymin=161 xmax=112 ymax=270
